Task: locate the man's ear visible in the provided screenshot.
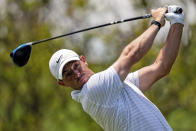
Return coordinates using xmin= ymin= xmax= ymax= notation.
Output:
xmin=80 ymin=55 xmax=88 ymax=65
xmin=80 ymin=55 xmax=85 ymax=62
xmin=57 ymin=80 xmax=65 ymax=86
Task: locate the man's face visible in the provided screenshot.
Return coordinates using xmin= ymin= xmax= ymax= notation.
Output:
xmin=60 ymin=57 xmax=93 ymax=90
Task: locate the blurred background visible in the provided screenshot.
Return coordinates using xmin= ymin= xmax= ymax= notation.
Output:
xmin=0 ymin=0 xmax=196 ymax=130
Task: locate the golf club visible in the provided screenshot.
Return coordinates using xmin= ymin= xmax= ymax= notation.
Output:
xmin=10 ymin=8 xmax=182 ymax=67
xmin=10 ymin=14 xmax=152 ymax=67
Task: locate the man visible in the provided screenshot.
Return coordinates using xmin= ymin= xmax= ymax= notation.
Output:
xmin=49 ymin=6 xmax=184 ymax=131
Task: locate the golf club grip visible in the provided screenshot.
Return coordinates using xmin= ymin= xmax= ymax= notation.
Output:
xmin=32 ymin=14 xmax=152 ymax=45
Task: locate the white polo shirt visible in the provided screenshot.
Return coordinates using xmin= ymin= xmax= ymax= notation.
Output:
xmin=71 ymin=66 xmax=173 ymax=131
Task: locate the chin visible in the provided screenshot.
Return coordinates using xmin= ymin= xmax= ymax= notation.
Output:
xmin=75 ymin=76 xmax=90 ymax=90
xmin=78 ymin=80 xmax=87 ymax=89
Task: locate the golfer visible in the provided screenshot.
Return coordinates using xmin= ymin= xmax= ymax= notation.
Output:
xmin=49 ymin=6 xmax=184 ymax=131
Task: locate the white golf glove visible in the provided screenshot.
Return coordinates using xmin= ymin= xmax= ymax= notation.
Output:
xmin=167 ymin=5 xmax=182 ymax=13
xmin=165 ymin=5 xmax=184 ymax=25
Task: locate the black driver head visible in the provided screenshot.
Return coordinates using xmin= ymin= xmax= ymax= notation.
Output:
xmin=10 ymin=43 xmax=32 ymax=67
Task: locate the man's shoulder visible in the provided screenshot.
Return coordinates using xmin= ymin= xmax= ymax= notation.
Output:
xmin=86 ymin=66 xmax=118 ymax=85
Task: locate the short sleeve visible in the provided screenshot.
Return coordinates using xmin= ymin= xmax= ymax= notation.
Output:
xmin=84 ymin=66 xmax=123 ymax=106
xmin=124 ymin=71 xmax=140 ymax=88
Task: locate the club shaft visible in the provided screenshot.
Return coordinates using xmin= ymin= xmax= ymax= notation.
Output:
xmin=32 ymin=14 xmax=152 ymax=45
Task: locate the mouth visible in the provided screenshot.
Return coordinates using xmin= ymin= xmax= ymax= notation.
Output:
xmin=79 ymin=74 xmax=86 ymax=84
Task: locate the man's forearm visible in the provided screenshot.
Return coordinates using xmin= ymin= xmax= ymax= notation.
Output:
xmin=123 ymin=24 xmax=159 ymax=65
xmin=113 ymin=7 xmax=167 ymax=81
xmin=155 ymin=24 xmax=183 ymax=74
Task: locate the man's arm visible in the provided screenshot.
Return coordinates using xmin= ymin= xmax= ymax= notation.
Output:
xmin=113 ymin=8 xmax=167 ymax=81
xmin=138 ymin=23 xmax=183 ymax=92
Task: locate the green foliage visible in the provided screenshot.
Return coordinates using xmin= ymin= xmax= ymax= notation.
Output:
xmin=0 ymin=0 xmax=196 ymax=131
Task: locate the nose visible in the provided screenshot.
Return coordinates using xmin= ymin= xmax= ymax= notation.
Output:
xmin=73 ymin=70 xmax=81 ymax=79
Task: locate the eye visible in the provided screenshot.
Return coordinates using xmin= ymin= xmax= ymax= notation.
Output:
xmin=73 ymin=63 xmax=79 ymax=70
xmin=65 ymin=72 xmax=72 ymax=78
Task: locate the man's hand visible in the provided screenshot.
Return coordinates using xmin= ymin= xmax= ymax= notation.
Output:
xmin=151 ymin=8 xmax=167 ymax=27
xmin=165 ymin=5 xmax=184 ymax=25
xmin=167 ymin=5 xmax=182 ymax=14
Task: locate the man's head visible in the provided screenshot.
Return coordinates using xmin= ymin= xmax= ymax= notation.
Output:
xmin=49 ymin=49 xmax=94 ymax=90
